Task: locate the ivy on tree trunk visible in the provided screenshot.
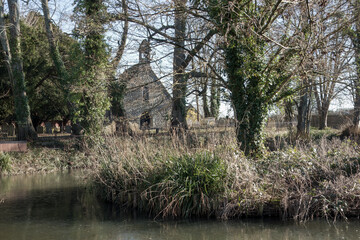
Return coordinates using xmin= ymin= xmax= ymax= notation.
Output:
xmin=171 ymin=0 xmax=188 ymax=130
xmin=353 ymin=0 xmax=360 ymax=128
xmin=73 ymin=0 xmax=110 ymax=135
xmin=6 ymin=0 xmax=37 ymax=140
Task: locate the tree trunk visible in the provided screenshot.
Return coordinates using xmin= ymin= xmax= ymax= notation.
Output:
xmin=110 ymin=0 xmax=128 ymax=119
xmin=353 ymin=0 xmax=360 ymax=128
xmin=7 ymin=0 xmax=37 ymax=140
xmin=202 ymin=78 xmax=211 ymax=118
xmin=74 ymin=0 xmax=110 ymax=135
xmin=41 ymin=0 xmax=74 ymax=125
xmin=318 ymin=102 xmax=329 ymax=130
xmin=0 ymin=0 xmax=13 ymax=84
xmin=296 ymin=3 xmax=312 ymax=138
xmin=296 ymin=83 xmax=311 ymax=138
xmin=314 ymin=84 xmax=329 ymax=130
xmin=210 ymin=77 xmax=220 ymax=118
xmin=41 ymin=0 xmax=69 ymax=83
xmin=284 ymin=99 xmax=294 ymax=134
xmin=226 ymin=41 xmax=269 ymax=156
xmin=171 ymin=0 xmax=188 ymax=130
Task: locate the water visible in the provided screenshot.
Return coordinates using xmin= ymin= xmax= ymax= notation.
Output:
xmin=1 ymin=171 xmax=360 ymax=240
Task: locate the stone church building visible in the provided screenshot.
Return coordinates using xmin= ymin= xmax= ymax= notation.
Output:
xmin=121 ymin=40 xmax=172 ymax=129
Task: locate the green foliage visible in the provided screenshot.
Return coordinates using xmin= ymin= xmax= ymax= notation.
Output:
xmin=0 ymin=18 xmax=77 ymax=125
xmin=165 ymin=152 xmax=227 ymax=197
xmin=96 ymin=150 xmax=228 ymax=218
xmin=0 ymin=152 xmax=11 ymax=173
xmin=150 ymin=152 xmax=227 ymax=218
xmin=147 ymin=152 xmax=228 ymax=217
xmin=72 ymin=0 xmax=110 ymax=135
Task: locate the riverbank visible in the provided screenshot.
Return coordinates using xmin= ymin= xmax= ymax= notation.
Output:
xmin=0 ymin=139 xmax=94 ymax=175
xmin=1 ymin=130 xmax=360 ymax=222
xmin=91 ymin=132 xmax=360 ymax=222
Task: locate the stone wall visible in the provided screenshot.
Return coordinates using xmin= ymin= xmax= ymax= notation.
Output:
xmin=0 ymin=141 xmax=27 ymax=152
xmin=122 ymin=63 xmax=172 ymax=129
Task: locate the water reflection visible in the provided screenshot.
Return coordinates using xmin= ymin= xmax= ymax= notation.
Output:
xmin=0 ymin=172 xmax=359 ymax=240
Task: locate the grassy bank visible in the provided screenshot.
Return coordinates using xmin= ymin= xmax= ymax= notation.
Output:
xmin=92 ymin=132 xmax=360 ymax=221
xmin=0 ymin=140 xmax=94 ymax=175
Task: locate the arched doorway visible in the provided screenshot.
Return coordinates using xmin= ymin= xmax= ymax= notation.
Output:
xmin=140 ymin=111 xmax=151 ymax=129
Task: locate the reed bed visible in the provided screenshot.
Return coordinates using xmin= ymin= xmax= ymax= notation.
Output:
xmin=89 ymin=132 xmax=360 ymax=221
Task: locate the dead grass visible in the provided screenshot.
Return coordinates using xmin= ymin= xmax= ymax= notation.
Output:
xmin=90 ymin=131 xmax=360 ymax=221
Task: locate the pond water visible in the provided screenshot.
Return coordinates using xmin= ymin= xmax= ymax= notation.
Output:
xmin=0 ymin=171 xmax=360 ymax=240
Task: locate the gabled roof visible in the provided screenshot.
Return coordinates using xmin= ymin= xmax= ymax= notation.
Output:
xmin=120 ymin=62 xmax=172 ymax=100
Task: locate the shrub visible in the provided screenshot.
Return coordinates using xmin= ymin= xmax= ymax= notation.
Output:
xmin=0 ymin=152 xmax=11 ymax=173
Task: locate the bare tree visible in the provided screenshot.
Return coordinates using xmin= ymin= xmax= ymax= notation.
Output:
xmin=111 ymin=0 xmax=216 ymax=130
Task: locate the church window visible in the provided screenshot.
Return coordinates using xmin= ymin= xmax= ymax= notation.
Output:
xmin=143 ymin=86 xmax=149 ymax=102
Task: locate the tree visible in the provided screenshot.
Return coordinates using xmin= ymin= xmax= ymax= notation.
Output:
xmin=352 ymin=0 xmax=360 ymax=128
xmin=109 ymin=0 xmax=128 ymax=119
xmin=171 ymin=0 xmax=188 ymax=129
xmin=196 ymin=0 xmax=305 ymax=155
xmin=295 ymin=0 xmax=350 ymax=133
xmin=0 ymin=0 xmax=37 ymax=140
xmin=313 ymin=23 xmax=351 ymax=130
xmin=41 ymin=0 xmax=70 ymax=88
xmin=0 ymin=0 xmax=13 ymax=122
xmin=110 ymin=0 xmax=216 ymax=130
xmin=72 ymin=0 xmax=111 ymax=134
xmin=1 ymin=11 xmax=78 ymax=127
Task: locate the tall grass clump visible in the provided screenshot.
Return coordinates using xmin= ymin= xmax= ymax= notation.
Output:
xmin=0 ymin=152 xmax=11 ymax=173
xmin=144 ymin=152 xmax=227 ymax=218
xmin=92 ymin=135 xmax=232 ymax=218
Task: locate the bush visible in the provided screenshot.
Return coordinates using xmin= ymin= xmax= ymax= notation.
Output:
xmin=0 ymin=152 xmax=11 ymax=173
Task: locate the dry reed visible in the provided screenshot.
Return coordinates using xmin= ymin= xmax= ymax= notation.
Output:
xmin=89 ymin=131 xmax=360 ymax=221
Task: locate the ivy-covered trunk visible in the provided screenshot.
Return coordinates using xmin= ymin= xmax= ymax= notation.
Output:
xmin=109 ymin=0 xmax=128 ymax=120
xmin=353 ymin=0 xmax=360 ymax=128
xmin=226 ymin=40 xmax=268 ymax=156
xmin=73 ymin=0 xmax=110 ymax=135
xmin=41 ymin=0 xmax=73 ymax=123
xmin=41 ymin=0 xmax=69 ymax=84
xmin=7 ymin=0 xmax=37 ymax=140
xmin=0 ymin=0 xmax=12 ymax=81
xmin=171 ymin=0 xmax=188 ymax=129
